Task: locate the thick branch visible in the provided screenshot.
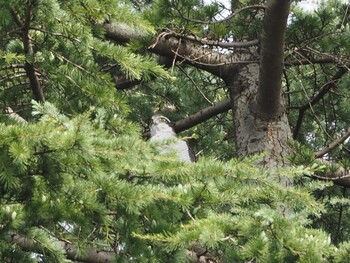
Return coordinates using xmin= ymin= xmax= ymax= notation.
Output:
xmin=13 ymin=3 xmax=45 ymax=102
xmin=8 ymin=232 xmax=116 ymax=263
xmin=256 ymin=0 xmax=291 ymax=118
xmin=103 ymin=23 xmax=237 ymax=79
xmin=315 ymin=127 xmax=350 ymax=158
xmin=103 ymin=22 xmax=147 ymax=44
xmin=148 ymin=32 xmax=235 ymax=79
xmin=293 ymin=67 xmax=347 ymax=139
xmin=173 ymin=99 xmax=231 ymax=133
xmin=313 ymin=160 xmax=350 ymax=188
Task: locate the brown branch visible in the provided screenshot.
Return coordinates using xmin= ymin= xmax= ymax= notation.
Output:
xmin=102 ymin=22 xmax=148 ymax=44
xmin=148 ymin=36 xmax=234 ymax=78
xmin=173 ymin=99 xmax=231 ymax=133
xmin=114 ymin=76 xmax=142 ymax=90
xmin=8 ymin=232 xmax=116 ymax=263
xmin=256 ymin=0 xmax=291 ymax=118
xmin=315 ymin=127 xmax=350 ymax=158
xmin=293 ymin=67 xmax=347 ymax=139
xmin=312 ymin=159 xmax=350 ymax=188
xmin=11 ymin=3 xmax=45 ymax=102
xmin=102 ymin=24 xmax=237 ymax=79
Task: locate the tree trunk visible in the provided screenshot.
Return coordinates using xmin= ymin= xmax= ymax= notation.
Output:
xmin=227 ymin=63 xmax=292 ymax=167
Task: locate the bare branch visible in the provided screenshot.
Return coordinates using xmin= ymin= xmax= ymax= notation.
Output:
xmin=102 ymin=22 xmax=148 ymax=44
xmin=315 ymin=127 xmax=350 ymax=158
xmin=173 ymin=99 xmax=231 ymax=133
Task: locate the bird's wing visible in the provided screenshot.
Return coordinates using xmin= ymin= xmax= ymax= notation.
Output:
xmin=174 ymin=140 xmax=195 ymax=163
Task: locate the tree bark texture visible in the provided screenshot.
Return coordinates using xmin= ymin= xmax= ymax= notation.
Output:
xmin=257 ymin=0 xmax=290 ymax=118
xmin=229 ymin=63 xmax=292 ymax=166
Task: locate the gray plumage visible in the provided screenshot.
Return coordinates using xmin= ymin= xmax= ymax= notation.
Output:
xmin=150 ymin=115 xmax=194 ymax=162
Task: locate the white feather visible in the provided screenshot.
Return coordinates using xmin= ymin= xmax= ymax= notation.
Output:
xmin=150 ymin=115 xmax=193 ymax=162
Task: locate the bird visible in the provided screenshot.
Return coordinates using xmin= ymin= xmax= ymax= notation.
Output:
xmin=150 ymin=115 xmax=195 ymax=163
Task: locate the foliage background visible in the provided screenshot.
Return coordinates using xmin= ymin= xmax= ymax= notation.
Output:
xmin=0 ymin=0 xmax=350 ymax=262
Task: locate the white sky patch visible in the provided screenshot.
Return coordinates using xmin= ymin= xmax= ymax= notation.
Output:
xmin=203 ymin=0 xmax=350 ymax=13
xmin=203 ymin=0 xmax=230 ymax=7
xmin=298 ymin=1 xmax=319 ymax=12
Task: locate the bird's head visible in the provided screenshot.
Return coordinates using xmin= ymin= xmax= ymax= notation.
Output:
xmin=150 ymin=115 xmax=175 ymax=137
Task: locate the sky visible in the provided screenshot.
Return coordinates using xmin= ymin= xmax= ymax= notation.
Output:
xmin=203 ymin=0 xmax=350 ymax=12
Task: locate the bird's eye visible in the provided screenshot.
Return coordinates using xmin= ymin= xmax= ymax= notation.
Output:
xmin=160 ymin=117 xmax=168 ymax=123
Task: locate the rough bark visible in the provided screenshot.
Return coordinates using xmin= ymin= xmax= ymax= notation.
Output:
xmin=256 ymin=0 xmax=290 ymax=118
xmin=103 ymin=24 xmax=237 ymax=79
xmin=229 ymin=63 xmax=292 ymax=166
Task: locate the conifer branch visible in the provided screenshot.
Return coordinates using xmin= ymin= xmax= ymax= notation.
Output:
xmin=315 ymin=127 xmax=350 ymax=158
xmin=8 ymin=232 xmax=116 ymax=263
xmin=173 ymin=4 xmax=265 ymax=25
xmin=10 ymin=3 xmax=45 ymax=102
xmin=173 ymin=99 xmax=231 ymax=133
xmin=102 ymin=23 xmax=237 ymax=79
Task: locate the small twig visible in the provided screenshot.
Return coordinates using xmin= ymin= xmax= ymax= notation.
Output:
xmin=148 ymin=31 xmax=172 ymax=49
xmin=175 ymin=5 xmax=265 ymax=25
xmin=186 ymin=209 xmax=195 ymax=221
xmin=171 ymin=38 xmax=181 ymax=73
xmin=178 ymin=66 xmax=213 ymax=105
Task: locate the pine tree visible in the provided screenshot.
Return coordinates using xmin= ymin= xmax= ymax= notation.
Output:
xmin=1 ymin=0 xmax=350 ymax=262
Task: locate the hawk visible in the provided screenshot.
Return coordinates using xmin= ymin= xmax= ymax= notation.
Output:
xmin=150 ymin=115 xmax=195 ymax=162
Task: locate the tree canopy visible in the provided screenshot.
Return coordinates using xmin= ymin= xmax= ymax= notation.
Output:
xmin=1 ymin=0 xmax=350 ymax=262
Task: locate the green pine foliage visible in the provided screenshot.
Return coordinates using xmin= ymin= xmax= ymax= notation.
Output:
xmin=1 ymin=0 xmax=350 ymax=262
xmin=0 ymin=101 xmax=338 ymax=262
